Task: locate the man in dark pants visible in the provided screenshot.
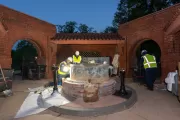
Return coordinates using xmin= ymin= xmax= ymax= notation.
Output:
xmin=140 ymin=50 xmax=157 ymax=91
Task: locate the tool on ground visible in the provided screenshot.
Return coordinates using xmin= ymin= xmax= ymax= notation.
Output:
xmin=0 ymin=65 xmax=13 ymax=97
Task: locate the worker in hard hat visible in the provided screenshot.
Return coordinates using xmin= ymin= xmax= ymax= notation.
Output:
xmin=140 ymin=50 xmax=157 ymax=91
xmin=73 ymin=51 xmax=82 ymax=64
xmin=57 ymin=57 xmax=72 ymax=85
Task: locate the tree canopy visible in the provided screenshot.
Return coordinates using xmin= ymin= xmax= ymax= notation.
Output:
xmin=11 ymin=40 xmax=38 ymax=70
xmin=56 ymin=21 xmax=97 ymax=33
xmin=103 ymin=0 xmax=180 ymax=33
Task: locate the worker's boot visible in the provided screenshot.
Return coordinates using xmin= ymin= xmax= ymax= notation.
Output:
xmin=147 ymin=85 xmax=154 ymax=91
xmin=148 ymin=87 xmax=153 ymax=91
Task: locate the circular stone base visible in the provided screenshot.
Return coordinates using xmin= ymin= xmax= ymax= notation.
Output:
xmin=47 ymin=86 xmax=137 ymax=117
xmin=62 ymin=77 xmax=117 ymax=98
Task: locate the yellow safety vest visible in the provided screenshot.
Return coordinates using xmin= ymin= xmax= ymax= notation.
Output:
xmin=73 ymin=55 xmax=82 ymax=63
xmin=143 ymin=54 xmax=157 ymax=69
xmin=57 ymin=61 xmax=68 ymax=75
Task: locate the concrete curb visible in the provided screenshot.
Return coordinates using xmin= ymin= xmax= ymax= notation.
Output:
xmin=48 ymin=85 xmax=137 ymax=117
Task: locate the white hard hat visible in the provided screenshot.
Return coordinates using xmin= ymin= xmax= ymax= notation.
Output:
xmin=67 ymin=57 xmax=73 ymax=62
xmin=103 ymin=61 xmax=107 ymax=64
xmin=75 ymin=51 xmax=80 ymax=55
xmin=141 ymin=50 xmax=147 ymax=55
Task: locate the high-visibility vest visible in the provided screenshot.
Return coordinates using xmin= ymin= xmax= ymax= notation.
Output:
xmin=73 ymin=55 xmax=82 ymax=63
xmin=57 ymin=61 xmax=68 ymax=75
xmin=143 ymin=54 xmax=157 ymax=69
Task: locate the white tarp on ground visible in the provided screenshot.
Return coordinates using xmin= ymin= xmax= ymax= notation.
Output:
xmin=15 ymin=87 xmax=70 ymax=119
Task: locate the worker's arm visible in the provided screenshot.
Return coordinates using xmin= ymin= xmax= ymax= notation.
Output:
xmin=59 ymin=62 xmax=66 ymax=72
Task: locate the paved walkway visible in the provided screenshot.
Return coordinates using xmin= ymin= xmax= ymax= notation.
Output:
xmin=0 ymin=79 xmax=179 ymax=120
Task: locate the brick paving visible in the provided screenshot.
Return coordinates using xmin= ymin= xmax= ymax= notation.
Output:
xmin=0 ymin=79 xmax=179 ymax=120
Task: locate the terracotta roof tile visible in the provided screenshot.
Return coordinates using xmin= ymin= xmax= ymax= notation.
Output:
xmin=51 ymin=33 xmax=124 ymax=40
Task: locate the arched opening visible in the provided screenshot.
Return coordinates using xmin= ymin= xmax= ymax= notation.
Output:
xmin=132 ymin=40 xmax=161 ymax=82
xmin=11 ymin=40 xmax=38 ymax=79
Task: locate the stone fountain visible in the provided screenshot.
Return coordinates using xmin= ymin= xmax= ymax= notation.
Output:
xmin=62 ymin=64 xmax=116 ymax=99
xmin=40 ymin=63 xmax=137 ymax=117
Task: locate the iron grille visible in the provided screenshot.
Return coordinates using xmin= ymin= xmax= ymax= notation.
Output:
xmin=80 ymin=51 xmax=100 ymax=57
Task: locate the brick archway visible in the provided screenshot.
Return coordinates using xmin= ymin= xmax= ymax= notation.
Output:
xmin=11 ymin=39 xmax=44 ymax=58
xmin=130 ymin=39 xmax=162 ymax=64
xmin=0 ymin=5 xmax=56 ymax=78
xmin=128 ymin=39 xmax=162 ymax=80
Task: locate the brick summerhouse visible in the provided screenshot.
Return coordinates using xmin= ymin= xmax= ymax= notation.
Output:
xmin=50 ymin=33 xmax=126 ymax=69
xmin=1 ymin=3 xmax=180 ymax=82
xmin=0 ymin=3 xmax=125 ymax=79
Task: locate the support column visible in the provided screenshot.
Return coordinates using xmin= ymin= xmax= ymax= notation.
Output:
xmin=46 ymin=42 xmax=57 ymax=79
xmin=160 ymin=53 xmax=167 ymax=83
xmin=119 ymin=40 xmax=127 ymax=75
xmin=161 ymin=34 xmax=174 ymax=83
xmin=0 ymin=56 xmax=12 ymax=68
xmin=0 ymin=29 xmax=11 ymax=68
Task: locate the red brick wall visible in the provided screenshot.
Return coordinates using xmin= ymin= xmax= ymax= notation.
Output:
xmin=0 ymin=5 xmax=56 ymax=78
xmin=2 ymin=3 xmax=180 ymax=81
xmin=162 ymin=32 xmax=180 ymax=77
xmin=56 ymin=44 xmax=117 ymax=64
xmin=118 ymin=3 xmax=180 ymax=82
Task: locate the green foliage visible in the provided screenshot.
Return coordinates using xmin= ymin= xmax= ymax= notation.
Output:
xmin=56 ymin=21 xmax=77 ymax=33
xmin=170 ymin=0 xmax=180 ymax=4
xmin=11 ymin=40 xmax=38 ymax=70
xmin=112 ymin=0 xmax=129 ymax=28
xmin=103 ymin=26 xmax=118 ymax=33
xmin=103 ymin=0 xmax=180 ymax=33
xmin=112 ymin=0 xmax=180 ymax=28
xmin=63 ymin=21 xmax=77 ymax=33
xmin=56 ymin=21 xmax=97 ymax=33
xmin=78 ymin=24 xmax=97 ymax=33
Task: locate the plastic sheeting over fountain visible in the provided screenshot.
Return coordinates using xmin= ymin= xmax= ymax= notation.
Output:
xmin=62 ymin=64 xmax=116 ymax=98
xmin=70 ymin=64 xmax=110 ymax=83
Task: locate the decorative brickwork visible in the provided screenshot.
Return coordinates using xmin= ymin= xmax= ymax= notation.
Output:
xmin=119 ymin=3 xmax=180 ymax=82
xmin=0 ymin=4 xmax=56 ymax=78
xmin=51 ymin=33 xmax=124 ymax=40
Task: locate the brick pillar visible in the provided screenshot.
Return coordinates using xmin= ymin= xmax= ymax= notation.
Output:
xmin=160 ymin=54 xmax=166 ymax=83
xmin=0 ymin=28 xmax=11 ymax=68
xmin=46 ymin=43 xmax=57 ymax=79
xmin=161 ymin=34 xmax=178 ymax=83
xmin=161 ymin=34 xmax=171 ymax=82
xmin=0 ymin=56 xmax=12 ymax=68
xmin=119 ymin=40 xmax=127 ymax=75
